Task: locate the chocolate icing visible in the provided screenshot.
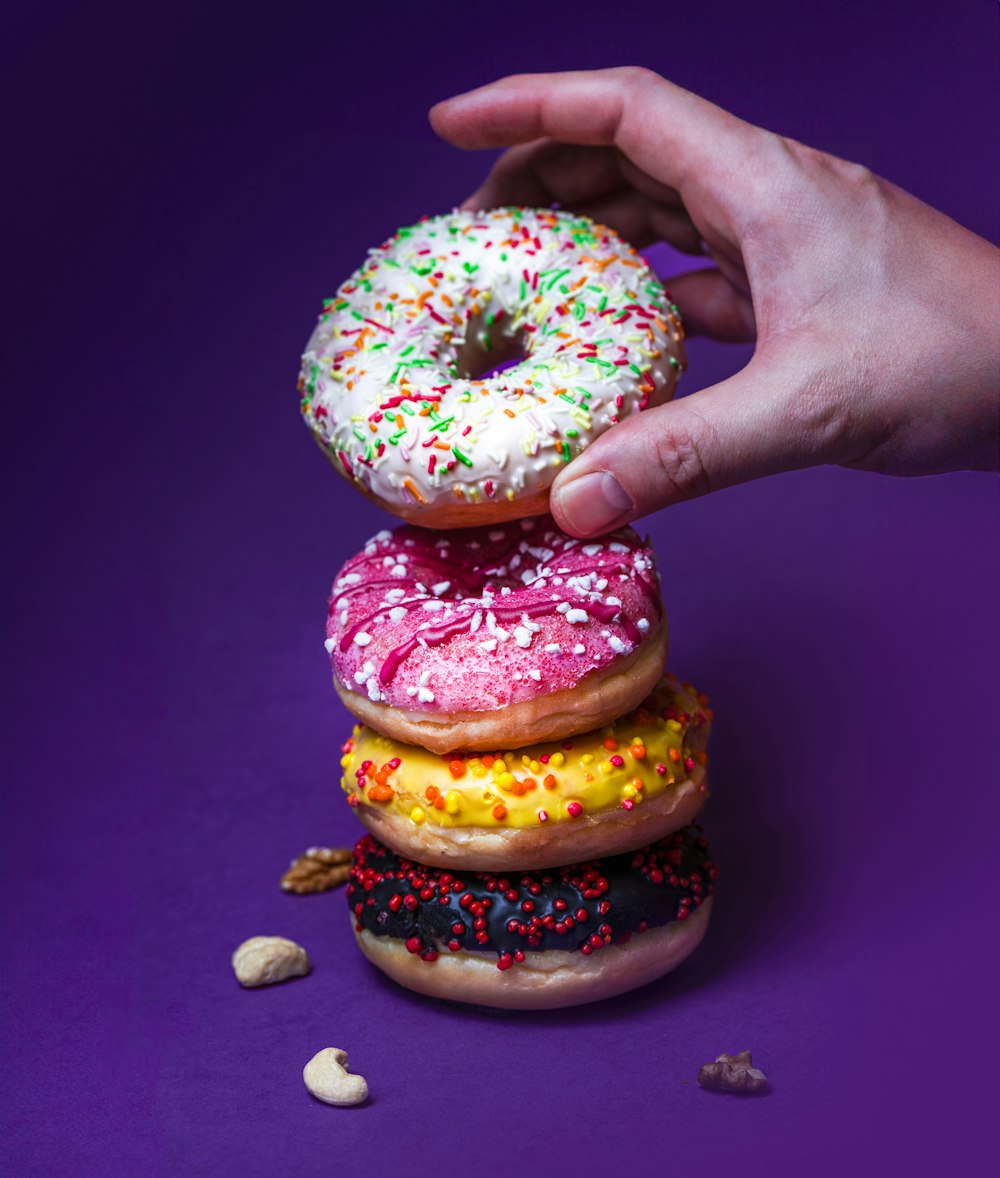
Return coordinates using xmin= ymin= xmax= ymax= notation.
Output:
xmin=347 ymin=827 xmax=717 ymax=968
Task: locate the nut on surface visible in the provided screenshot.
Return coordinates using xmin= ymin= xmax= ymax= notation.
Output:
xmin=231 ymin=936 xmax=311 ymax=988
xmin=281 ymin=846 xmax=352 ymax=894
xmin=303 ymin=1048 xmax=369 ymax=1106
xmin=697 ymin=1049 xmax=769 ymax=1094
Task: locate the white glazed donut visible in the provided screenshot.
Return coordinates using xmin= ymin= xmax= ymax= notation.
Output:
xmin=299 ymin=207 xmax=686 ymax=527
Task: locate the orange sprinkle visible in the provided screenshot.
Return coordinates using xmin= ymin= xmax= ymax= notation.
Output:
xmin=481 ymin=754 xmax=495 ymax=768
xmin=522 ymin=777 xmax=537 ymax=792
xmin=395 ymin=414 xmax=404 ymax=429
xmin=433 ymin=796 xmax=446 ymax=809
xmin=669 ymin=748 xmax=681 ymax=762
xmin=402 ymin=477 xmax=427 ymax=505
xmin=629 ymin=744 xmax=646 ymax=760
xmin=632 ymin=777 xmax=644 ymax=792
xmin=366 ymin=784 xmax=393 ymax=803
xmin=425 ymin=784 xmax=440 ymax=801
xmin=503 ymin=409 xmax=516 ymax=418
xmin=452 ymin=487 xmax=465 ymax=500
xmin=448 ymin=760 xmax=466 ymax=780
xmin=602 ymin=738 xmax=618 ymax=751
xmin=543 ymin=774 xmax=557 ymax=790
xmin=492 ymin=803 xmax=507 ymax=820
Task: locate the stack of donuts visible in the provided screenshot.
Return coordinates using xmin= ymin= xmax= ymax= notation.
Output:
xmin=298 ymin=207 xmax=718 ymax=1009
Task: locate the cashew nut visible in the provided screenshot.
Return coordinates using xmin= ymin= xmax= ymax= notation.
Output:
xmin=303 ymin=1048 xmax=369 ymax=1106
xmin=231 ymin=936 xmax=311 ymax=987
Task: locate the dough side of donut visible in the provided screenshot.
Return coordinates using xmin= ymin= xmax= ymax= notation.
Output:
xmin=353 ymin=898 xmax=712 ymax=1010
xmin=335 ymin=616 xmax=669 ymax=754
xmin=352 ymin=764 xmax=708 ymax=870
xmin=336 ymin=460 xmax=553 ymax=529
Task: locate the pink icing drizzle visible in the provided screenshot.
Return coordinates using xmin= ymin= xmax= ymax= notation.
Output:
xmin=326 ymin=516 xmax=661 ymax=714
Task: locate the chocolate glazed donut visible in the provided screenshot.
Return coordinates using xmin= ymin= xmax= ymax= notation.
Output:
xmin=346 ymin=827 xmax=717 ymax=1009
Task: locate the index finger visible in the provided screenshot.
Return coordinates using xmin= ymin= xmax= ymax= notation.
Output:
xmin=429 ymin=67 xmax=755 ymax=195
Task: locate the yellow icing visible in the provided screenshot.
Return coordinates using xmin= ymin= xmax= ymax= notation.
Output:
xmin=340 ymin=674 xmax=711 ymax=829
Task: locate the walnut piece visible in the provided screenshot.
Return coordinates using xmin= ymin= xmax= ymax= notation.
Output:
xmin=232 ymin=936 xmax=311 ymax=987
xmin=697 ymin=1050 xmax=769 ymax=1094
xmin=303 ymin=1048 xmax=369 ymax=1107
xmin=281 ymin=846 xmax=352 ymax=894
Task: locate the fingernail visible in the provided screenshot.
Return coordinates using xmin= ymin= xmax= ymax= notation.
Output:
xmin=555 ymin=471 xmax=633 ymax=535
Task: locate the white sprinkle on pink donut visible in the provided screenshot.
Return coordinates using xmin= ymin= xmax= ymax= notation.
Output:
xmin=326 ymin=516 xmax=662 ymax=715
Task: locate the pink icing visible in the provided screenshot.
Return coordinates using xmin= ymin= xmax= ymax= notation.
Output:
xmin=325 ymin=516 xmax=662 ymax=715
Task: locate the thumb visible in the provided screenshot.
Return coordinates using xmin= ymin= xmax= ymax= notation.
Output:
xmin=550 ymin=358 xmax=828 ymax=535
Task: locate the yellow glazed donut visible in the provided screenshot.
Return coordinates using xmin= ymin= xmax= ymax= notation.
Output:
xmin=340 ymin=674 xmax=711 ymax=870
xmin=298 ymin=207 xmax=685 ymax=527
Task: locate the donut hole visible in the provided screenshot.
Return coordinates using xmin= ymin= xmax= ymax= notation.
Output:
xmin=454 ymin=316 xmax=528 ymax=382
xmin=471 ymin=352 xmax=526 ymax=381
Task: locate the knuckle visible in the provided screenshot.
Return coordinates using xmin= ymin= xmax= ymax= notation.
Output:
xmin=607 ymin=65 xmax=665 ymax=111
xmin=778 ymin=136 xmax=885 ymax=200
xmin=647 ymin=413 xmax=713 ymax=502
xmin=607 ymin=65 xmax=659 ymax=86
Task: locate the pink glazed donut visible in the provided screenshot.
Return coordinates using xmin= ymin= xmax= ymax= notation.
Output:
xmin=325 ymin=516 xmax=668 ymax=753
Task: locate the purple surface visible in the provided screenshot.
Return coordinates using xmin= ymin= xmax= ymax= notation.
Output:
xmin=2 ymin=2 xmax=997 ymax=1174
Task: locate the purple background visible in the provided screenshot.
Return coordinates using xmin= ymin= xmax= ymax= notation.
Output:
xmin=3 ymin=2 xmax=997 ymax=1174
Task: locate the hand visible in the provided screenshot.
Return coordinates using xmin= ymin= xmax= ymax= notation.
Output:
xmin=430 ymin=68 xmax=1000 ymax=536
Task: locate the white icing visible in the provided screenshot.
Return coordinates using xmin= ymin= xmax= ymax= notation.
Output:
xmin=299 ymin=208 xmax=685 ymax=514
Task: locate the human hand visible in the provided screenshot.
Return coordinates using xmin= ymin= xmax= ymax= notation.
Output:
xmin=430 ymin=68 xmax=1000 ymax=536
